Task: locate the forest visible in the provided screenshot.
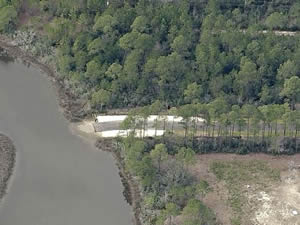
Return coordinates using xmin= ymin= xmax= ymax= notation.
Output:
xmin=1 ymin=0 xmax=298 ymax=136
xmin=0 ymin=0 xmax=299 ymax=112
xmin=122 ymin=100 xmax=299 ymax=142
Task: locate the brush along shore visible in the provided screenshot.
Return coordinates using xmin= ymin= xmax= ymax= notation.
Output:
xmin=0 ymin=134 xmax=16 ymax=201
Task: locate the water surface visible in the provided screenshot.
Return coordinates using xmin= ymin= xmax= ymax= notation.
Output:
xmin=0 ymin=55 xmax=132 ymax=225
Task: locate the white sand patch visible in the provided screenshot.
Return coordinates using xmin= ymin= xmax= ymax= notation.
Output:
xmin=251 ymin=167 xmax=300 ymax=225
xmin=73 ymin=120 xmax=166 ymax=138
xmin=96 ymin=115 xmax=127 ymax=122
xmin=100 ymin=129 xmax=165 ymax=138
xmin=96 ymin=115 xmax=205 ymax=123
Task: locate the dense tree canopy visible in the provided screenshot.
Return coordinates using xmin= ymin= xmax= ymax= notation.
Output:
xmin=5 ymin=0 xmax=299 ymax=111
xmin=0 ymin=0 xmax=19 ymax=32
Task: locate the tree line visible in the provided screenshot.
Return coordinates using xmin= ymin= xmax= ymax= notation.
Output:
xmin=2 ymin=0 xmax=300 ymax=112
xmin=121 ymin=99 xmax=299 ymax=140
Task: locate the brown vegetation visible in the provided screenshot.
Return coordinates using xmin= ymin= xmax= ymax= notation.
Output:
xmin=190 ymin=153 xmax=300 ymax=225
xmin=0 ymin=134 xmax=16 ymax=201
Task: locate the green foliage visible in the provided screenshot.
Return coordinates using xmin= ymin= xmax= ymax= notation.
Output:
xmin=130 ymin=16 xmax=149 ymax=33
xmin=195 ymin=180 xmax=212 ymax=197
xmin=13 ymin=0 xmax=300 ymax=110
xmin=150 ymin=144 xmax=168 ymax=172
xmin=280 ymin=76 xmax=300 ymax=108
xmin=171 ymin=35 xmax=191 ymax=57
xmin=85 ymin=59 xmax=102 ymax=78
xmin=121 ymin=137 xmax=208 ymax=224
xmin=161 ymin=134 xmax=299 ymax=155
xmin=265 ymin=12 xmax=288 ymax=30
xmin=184 ymin=82 xmax=203 ymax=104
xmin=277 ymin=60 xmax=297 ymax=81
xmin=90 ymin=89 xmax=111 ymax=110
xmin=155 ymin=202 xmax=179 ymax=225
xmin=57 ymin=54 xmax=74 ymax=75
xmin=182 ymin=199 xmax=217 ymax=225
xmin=124 ymin=139 xmax=146 ymax=174
xmin=105 ymin=63 xmax=122 ymax=80
xmin=176 ymin=147 xmax=196 ymax=168
xmin=235 ymin=57 xmax=259 ymax=102
xmin=0 ymin=5 xmax=17 ymax=32
xmin=93 ymin=14 xmax=117 ymax=33
xmin=45 ymin=18 xmax=72 ymax=44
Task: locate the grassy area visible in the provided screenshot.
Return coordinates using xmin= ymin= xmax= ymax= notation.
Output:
xmin=210 ymin=160 xmax=280 ymax=225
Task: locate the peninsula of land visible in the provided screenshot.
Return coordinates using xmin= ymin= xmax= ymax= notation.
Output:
xmin=0 ymin=134 xmax=16 ymax=201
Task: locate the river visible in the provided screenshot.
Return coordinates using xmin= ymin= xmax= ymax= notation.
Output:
xmin=0 ymin=54 xmax=133 ymax=225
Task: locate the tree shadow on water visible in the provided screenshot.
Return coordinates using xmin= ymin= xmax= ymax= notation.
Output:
xmin=0 ymin=48 xmax=14 ymax=64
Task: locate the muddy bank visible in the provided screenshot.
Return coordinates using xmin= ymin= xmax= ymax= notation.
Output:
xmin=0 ymin=134 xmax=16 ymax=201
xmin=95 ymin=138 xmax=142 ymax=225
xmin=0 ymin=35 xmax=86 ymax=122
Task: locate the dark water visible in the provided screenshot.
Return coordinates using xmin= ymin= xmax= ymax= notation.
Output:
xmin=0 ymin=55 xmax=132 ymax=225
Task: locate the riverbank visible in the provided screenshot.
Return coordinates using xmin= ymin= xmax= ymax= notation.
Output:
xmin=0 ymin=35 xmax=86 ymax=122
xmin=0 ymin=134 xmax=16 ymax=201
xmin=95 ymin=139 xmax=142 ymax=225
xmin=0 ymin=34 xmax=142 ymax=225
xmin=70 ymin=122 xmax=142 ymax=225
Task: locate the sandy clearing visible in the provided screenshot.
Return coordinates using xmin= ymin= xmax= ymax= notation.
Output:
xmin=252 ymin=164 xmax=300 ymax=225
xmin=72 ymin=120 xmax=165 ymax=138
xmin=190 ymin=153 xmax=300 ymax=225
xmin=100 ymin=129 xmax=165 ymax=138
xmin=96 ymin=115 xmax=205 ymax=123
xmin=76 ymin=120 xmax=95 ymax=133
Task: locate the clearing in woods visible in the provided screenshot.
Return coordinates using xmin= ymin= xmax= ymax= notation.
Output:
xmin=190 ymin=154 xmax=300 ymax=225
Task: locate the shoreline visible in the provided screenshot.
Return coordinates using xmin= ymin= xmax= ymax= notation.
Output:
xmin=0 ymin=35 xmax=142 ymax=225
xmin=0 ymin=134 xmax=16 ymax=202
xmin=0 ymin=35 xmax=86 ymax=122
xmin=69 ymin=122 xmax=143 ymax=225
xmin=95 ymin=139 xmax=142 ymax=225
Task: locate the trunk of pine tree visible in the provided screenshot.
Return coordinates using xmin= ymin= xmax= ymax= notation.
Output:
xmin=194 ymin=120 xmax=197 ymax=138
xmin=262 ymin=122 xmax=265 ymax=140
xmin=143 ymin=119 xmax=146 ymax=138
xmin=239 ymin=125 xmax=242 ymax=137
xmin=247 ymin=118 xmax=250 ymax=139
xmin=270 ymin=125 xmax=273 ymax=137
xmin=217 ymin=124 xmax=221 ymax=137
xmin=171 ymin=118 xmax=174 ymax=133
